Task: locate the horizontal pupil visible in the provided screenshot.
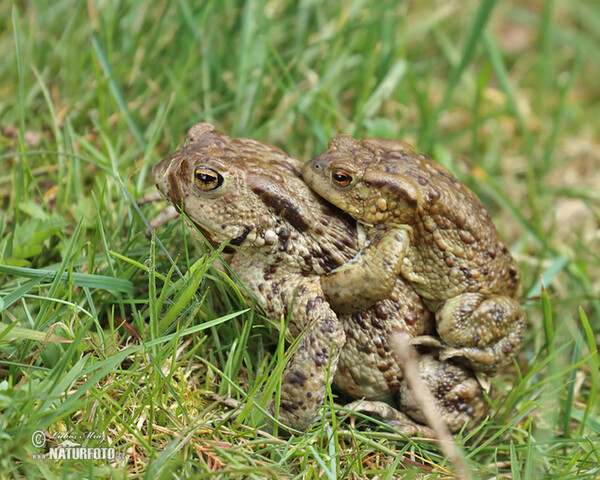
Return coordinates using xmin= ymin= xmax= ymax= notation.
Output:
xmin=197 ymin=173 xmax=215 ymax=183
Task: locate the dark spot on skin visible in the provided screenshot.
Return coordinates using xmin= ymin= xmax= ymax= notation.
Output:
xmin=278 ymin=228 xmax=291 ymax=250
xmin=252 ymin=185 xmax=311 ymax=232
xmin=417 ymin=176 xmax=428 ymax=186
xmin=307 ymin=392 xmax=312 ymax=398
xmin=378 ymin=362 xmax=390 ymax=372
xmin=263 ymin=265 xmax=277 ymax=280
xmin=509 ymin=265 xmax=518 ymax=277
xmin=375 ymin=303 xmax=389 ymax=320
xmin=280 ymin=400 xmax=298 ymax=412
xmin=313 ymin=348 xmax=327 ymax=367
xmin=371 ymin=315 xmax=385 ymax=330
xmin=353 ymin=314 xmax=366 ymax=329
xmin=332 ymin=238 xmax=348 ymax=252
xmin=287 ymin=370 xmax=307 ymax=386
xmin=306 ymin=296 xmax=324 ymax=314
xmin=404 ymin=312 xmax=417 ymax=325
xmin=230 ymin=225 xmax=252 ymax=246
xmin=320 ymin=317 xmax=336 ymax=334
xmin=310 ymin=247 xmax=339 ymax=273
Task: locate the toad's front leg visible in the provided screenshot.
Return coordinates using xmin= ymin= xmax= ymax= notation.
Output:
xmin=320 ymin=227 xmax=408 ymax=314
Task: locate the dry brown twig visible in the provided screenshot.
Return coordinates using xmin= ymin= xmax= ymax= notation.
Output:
xmin=391 ymin=333 xmax=472 ymax=480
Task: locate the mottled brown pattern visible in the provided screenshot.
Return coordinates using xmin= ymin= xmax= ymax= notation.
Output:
xmin=303 ymin=134 xmax=526 ymax=374
xmin=153 ymin=123 xmax=489 ymax=433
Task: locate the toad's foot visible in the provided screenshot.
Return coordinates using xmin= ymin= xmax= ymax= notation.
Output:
xmin=342 ymin=399 xmax=435 ymax=437
xmin=435 ymin=293 xmax=526 ymax=374
xmin=341 ymin=353 xmax=488 ymax=435
xmin=410 ymin=334 xmax=444 ymax=349
xmin=396 ymin=353 xmax=488 ymax=433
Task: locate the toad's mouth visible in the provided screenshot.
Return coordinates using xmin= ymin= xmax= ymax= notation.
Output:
xmin=185 ymin=216 xmax=234 ymax=254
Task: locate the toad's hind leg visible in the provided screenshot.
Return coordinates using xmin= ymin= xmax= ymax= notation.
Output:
xmin=434 ymin=293 xmax=526 ymax=374
xmin=270 ymin=275 xmax=346 ymax=431
xmin=395 ymin=354 xmax=488 ymax=433
xmin=342 ymin=354 xmax=487 ymax=435
xmin=320 ymin=228 xmax=408 ymax=314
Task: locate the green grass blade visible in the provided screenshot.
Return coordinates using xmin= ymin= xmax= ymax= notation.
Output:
xmin=421 ymin=0 xmax=499 ymax=149
xmin=158 ymin=256 xmax=207 ymax=334
xmin=0 ymin=274 xmax=48 ymax=313
xmin=91 ymin=32 xmax=146 ymax=150
xmin=0 ymin=264 xmax=134 ymax=296
xmin=510 ymin=441 xmax=522 ymax=480
xmin=577 ymin=307 xmax=599 ymax=437
xmin=0 ymin=323 xmax=71 ymax=343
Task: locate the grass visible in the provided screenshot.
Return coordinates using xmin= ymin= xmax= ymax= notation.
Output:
xmin=1 ymin=0 xmax=599 ymax=477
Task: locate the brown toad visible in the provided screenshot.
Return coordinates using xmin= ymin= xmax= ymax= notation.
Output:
xmin=153 ymin=123 xmax=488 ymax=433
xmin=302 ymin=135 xmax=526 ymax=374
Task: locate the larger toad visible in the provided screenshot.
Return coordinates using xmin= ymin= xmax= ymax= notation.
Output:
xmin=302 ymin=135 xmax=526 ymax=374
xmin=153 ymin=123 xmax=488 ymax=433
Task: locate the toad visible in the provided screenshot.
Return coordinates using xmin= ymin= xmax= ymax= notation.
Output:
xmin=153 ymin=124 xmax=487 ymax=433
xmin=302 ymin=135 xmax=526 ymax=373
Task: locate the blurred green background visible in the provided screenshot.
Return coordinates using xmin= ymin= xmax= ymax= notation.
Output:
xmin=1 ymin=0 xmax=599 ymax=477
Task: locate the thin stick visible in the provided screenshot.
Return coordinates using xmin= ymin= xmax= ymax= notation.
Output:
xmin=391 ymin=333 xmax=472 ymax=480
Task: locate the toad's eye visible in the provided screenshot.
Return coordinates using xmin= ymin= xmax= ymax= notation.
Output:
xmin=194 ymin=167 xmax=223 ymax=191
xmin=331 ymin=170 xmax=353 ymax=188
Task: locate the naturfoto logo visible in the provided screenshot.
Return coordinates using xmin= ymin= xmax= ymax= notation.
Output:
xmin=31 ymin=430 xmax=124 ymax=461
